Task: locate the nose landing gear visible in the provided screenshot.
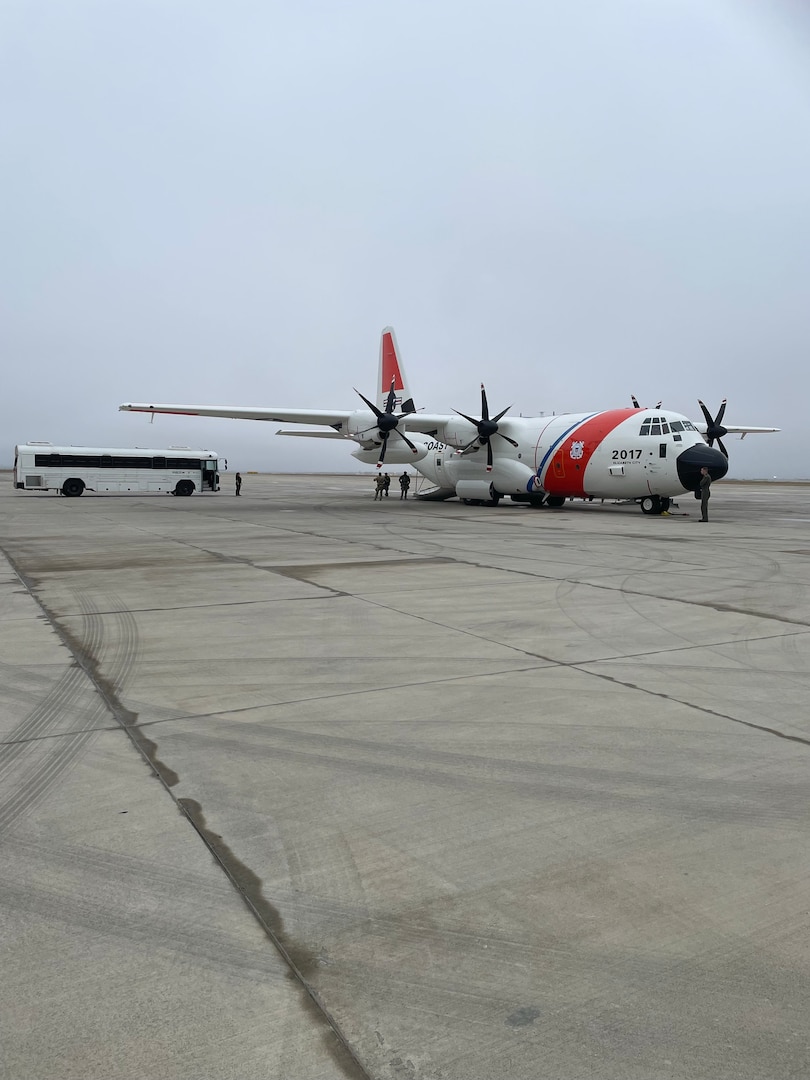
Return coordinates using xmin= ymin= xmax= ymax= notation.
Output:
xmin=639 ymin=495 xmax=671 ymax=515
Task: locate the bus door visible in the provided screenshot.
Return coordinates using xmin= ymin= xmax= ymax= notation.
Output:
xmin=204 ymin=459 xmax=219 ymax=491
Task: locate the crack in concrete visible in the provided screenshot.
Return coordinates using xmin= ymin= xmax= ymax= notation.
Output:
xmin=177 ymin=798 xmax=372 ymax=1080
xmin=1 ymin=549 xmax=371 ymax=1080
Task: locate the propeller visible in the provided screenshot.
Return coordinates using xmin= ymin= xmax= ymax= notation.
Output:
xmin=632 ymin=396 xmax=662 ymax=409
xmin=453 ymin=384 xmax=519 ymax=472
xmin=698 ymin=398 xmax=729 ymax=458
xmin=354 ymin=378 xmax=420 ymax=467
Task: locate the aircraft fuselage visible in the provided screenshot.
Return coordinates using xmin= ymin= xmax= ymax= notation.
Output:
xmin=406 ymin=408 xmax=728 ymax=506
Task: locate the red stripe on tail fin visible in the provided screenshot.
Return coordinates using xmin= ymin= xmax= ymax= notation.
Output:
xmin=377 ymin=327 xmax=415 ymax=413
xmin=381 ymin=330 xmax=403 ymax=393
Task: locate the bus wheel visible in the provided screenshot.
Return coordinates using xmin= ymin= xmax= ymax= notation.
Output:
xmin=175 ymin=480 xmax=195 ymax=497
xmin=61 ymin=478 xmax=85 ymax=497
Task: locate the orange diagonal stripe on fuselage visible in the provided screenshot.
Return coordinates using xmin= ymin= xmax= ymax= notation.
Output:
xmin=541 ymin=409 xmax=635 ymax=498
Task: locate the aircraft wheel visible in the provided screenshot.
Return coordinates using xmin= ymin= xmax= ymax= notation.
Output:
xmin=545 ymin=496 xmax=565 ymax=508
xmin=640 ymin=495 xmax=662 ymax=515
xmin=660 ymin=497 xmax=671 ymax=512
xmin=527 ymin=494 xmax=546 ymax=508
xmin=61 ymin=478 xmax=85 ymax=497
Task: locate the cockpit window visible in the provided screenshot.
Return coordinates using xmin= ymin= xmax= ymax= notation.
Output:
xmin=640 ymin=416 xmax=674 ymax=436
xmin=670 ymin=421 xmax=684 ymax=432
xmin=640 ymin=418 xmax=665 ymax=435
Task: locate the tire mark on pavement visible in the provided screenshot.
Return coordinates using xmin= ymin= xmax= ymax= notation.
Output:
xmin=0 ymin=585 xmax=145 ymax=833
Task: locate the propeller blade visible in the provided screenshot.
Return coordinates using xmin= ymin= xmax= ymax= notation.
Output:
xmin=455 ymin=384 xmax=515 ymax=462
xmin=377 ymin=435 xmax=388 ymax=466
xmin=384 ymin=378 xmax=397 ymax=415
xmin=355 ymin=388 xmax=384 ymax=420
xmin=717 ymin=437 xmax=729 ymax=459
xmin=494 ymin=431 xmax=519 ymax=449
xmin=631 ymin=395 xmax=640 ymax=408
xmin=698 ymin=398 xmax=730 ymax=449
xmin=480 ymin=384 xmax=489 ymax=422
xmin=394 ymin=429 xmax=420 ymax=454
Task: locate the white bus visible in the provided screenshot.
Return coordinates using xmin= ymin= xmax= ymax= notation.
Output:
xmin=13 ymin=443 xmax=224 ymax=497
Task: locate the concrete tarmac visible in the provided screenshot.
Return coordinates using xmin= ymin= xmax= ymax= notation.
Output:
xmin=2 ymin=473 xmax=809 ymax=1080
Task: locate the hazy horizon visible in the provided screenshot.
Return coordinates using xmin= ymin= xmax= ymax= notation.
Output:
xmin=3 ymin=1 xmax=808 ymax=480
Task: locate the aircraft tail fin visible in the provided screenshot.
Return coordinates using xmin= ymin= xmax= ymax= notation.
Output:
xmin=377 ymin=327 xmax=415 ymax=414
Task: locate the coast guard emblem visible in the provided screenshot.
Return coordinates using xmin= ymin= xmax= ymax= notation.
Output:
xmin=570 ymin=440 xmax=585 ymax=460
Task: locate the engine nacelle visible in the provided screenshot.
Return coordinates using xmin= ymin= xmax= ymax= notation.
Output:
xmin=434 ymin=417 xmax=479 ymax=448
xmin=346 ymin=410 xmax=381 ymax=441
xmin=488 ymin=458 xmax=536 ymax=494
xmin=352 ymin=444 xmax=429 ymax=465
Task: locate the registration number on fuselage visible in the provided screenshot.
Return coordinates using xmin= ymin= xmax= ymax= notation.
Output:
xmin=612 ymin=449 xmax=642 ymax=461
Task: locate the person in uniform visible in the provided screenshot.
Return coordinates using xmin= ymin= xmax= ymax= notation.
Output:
xmin=698 ymin=466 xmax=711 ymax=521
xmin=235 ymin=472 xmax=242 ymax=496
xmin=383 ymin=473 xmax=391 ymax=497
xmin=374 ymin=474 xmax=385 ymax=500
xmin=399 ymin=472 xmax=411 ymax=499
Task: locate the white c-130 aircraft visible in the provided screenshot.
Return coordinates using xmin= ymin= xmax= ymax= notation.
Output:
xmin=120 ymin=328 xmax=778 ymax=514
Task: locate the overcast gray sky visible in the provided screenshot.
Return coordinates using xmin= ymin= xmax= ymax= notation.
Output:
xmin=3 ymin=0 xmax=809 ymax=477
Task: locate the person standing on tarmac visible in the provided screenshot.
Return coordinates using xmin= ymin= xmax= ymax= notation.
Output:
xmin=235 ymin=472 xmax=242 ymax=496
xmin=383 ymin=473 xmax=391 ymax=497
xmin=399 ymin=472 xmax=411 ymax=499
xmin=698 ymin=466 xmax=711 ymax=521
xmin=374 ymin=474 xmax=385 ymax=500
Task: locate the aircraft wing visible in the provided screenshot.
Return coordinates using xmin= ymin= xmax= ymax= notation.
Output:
xmin=276 ymin=430 xmax=351 ymax=439
xmin=694 ymin=424 xmax=780 ymax=436
xmin=119 ymin=403 xmax=354 ymax=429
xmin=120 ymin=402 xmax=454 ymax=436
xmin=398 ymin=413 xmax=450 ymax=435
